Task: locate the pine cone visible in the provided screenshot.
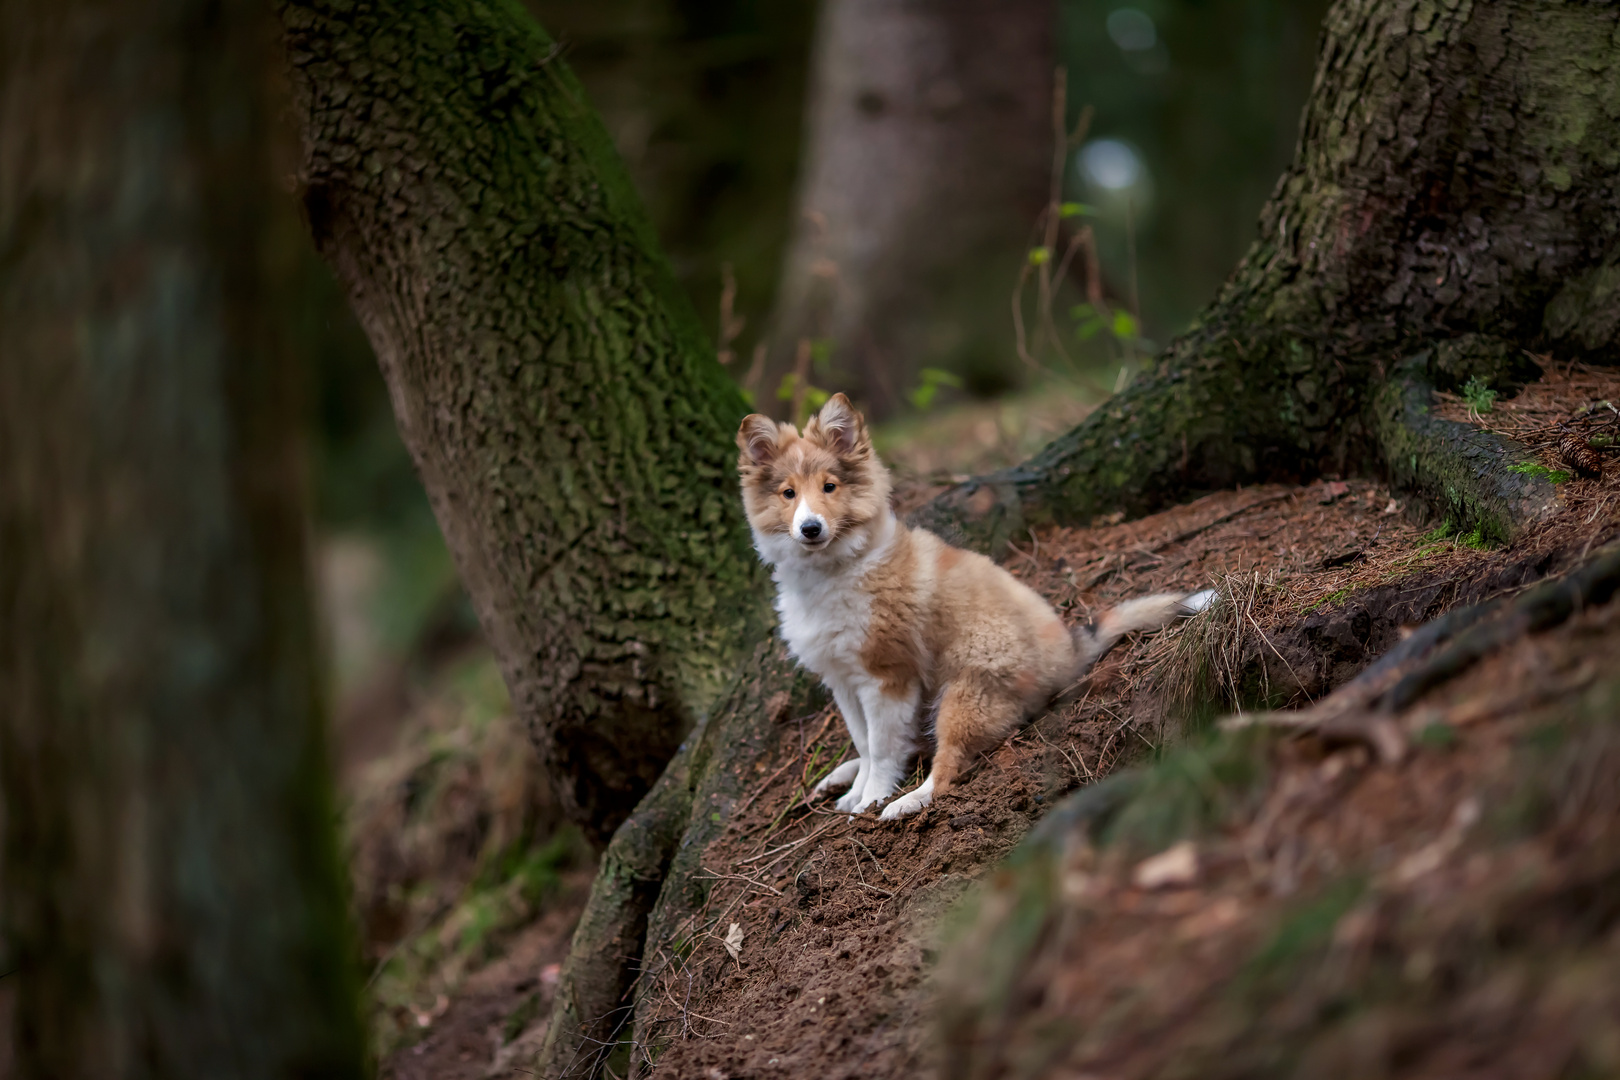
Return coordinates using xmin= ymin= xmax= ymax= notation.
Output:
xmin=1558 ymin=432 xmax=1604 ymax=479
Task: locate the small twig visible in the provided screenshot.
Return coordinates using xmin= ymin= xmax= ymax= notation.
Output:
xmin=699 ymin=866 xmax=783 ymax=896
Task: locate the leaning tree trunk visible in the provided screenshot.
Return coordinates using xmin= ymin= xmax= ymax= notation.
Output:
xmin=276 ymin=0 xmax=774 ymax=845
xmin=918 ymin=0 xmax=1620 ymax=553
xmin=0 ymin=0 xmax=366 ymax=1074
xmin=763 ymin=0 xmax=1053 ymax=418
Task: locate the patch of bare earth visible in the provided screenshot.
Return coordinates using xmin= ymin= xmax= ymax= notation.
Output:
xmin=635 ymin=367 xmax=1620 ymax=1079
xmin=381 ymin=875 xmax=592 ymax=1080
xmin=939 ymin=571 xmax=1620 ymax=1079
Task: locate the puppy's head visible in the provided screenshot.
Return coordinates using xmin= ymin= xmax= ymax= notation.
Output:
xmin=736 ymin=394 xmax=891 ymax=563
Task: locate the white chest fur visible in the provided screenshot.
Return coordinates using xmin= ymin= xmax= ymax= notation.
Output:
xmin=772 ymin=563 xmax=873 ymax=682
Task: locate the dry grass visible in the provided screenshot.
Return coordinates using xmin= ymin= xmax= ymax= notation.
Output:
xmin=1150 ymin=570 xmax=1273 ymax=719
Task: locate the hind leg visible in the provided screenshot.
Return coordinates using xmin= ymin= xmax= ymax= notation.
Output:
xmin=880 ymin=679 xmax=1025 ymax=820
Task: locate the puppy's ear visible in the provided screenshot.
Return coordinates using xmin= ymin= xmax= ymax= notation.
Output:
xmin=809 ymin=393 xmax=866 ymax=456
xmin=737 ymin=414 xmax=783 ymax=466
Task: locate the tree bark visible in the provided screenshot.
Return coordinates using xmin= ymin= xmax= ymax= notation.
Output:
xmin=276 ymin=0 xmax=775 ymax=844
xmin=764 ymin=0 xmax=1053 ymax=418
xmin=917 ymin=0 xmax=1620 ymax=552
xmin=0 ymin=0 xmax=366 ymax=1074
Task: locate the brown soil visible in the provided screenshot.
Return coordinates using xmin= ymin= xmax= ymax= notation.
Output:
xmin=390 ymin=369 xmax=1620 ymax=1080
xmin=939 ymin=576 xmax=1620 ymax=1080
xmin=628 ymin=377 xmax=1620 ymax=1078
xmin=381 ymin=871 xmax=592 ymax=1080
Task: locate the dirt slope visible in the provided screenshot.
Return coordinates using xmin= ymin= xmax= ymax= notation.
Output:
xmin=636 ymin=460 xmax=1620 ymax=1080
xmin=377 ymin=370 xmax=1620 ymax=1079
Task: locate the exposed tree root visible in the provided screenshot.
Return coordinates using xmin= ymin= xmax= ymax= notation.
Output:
xmin=535 ymin=644 xmax=824 ymax=1078
xmin=1228 ymin=541 xmax=1620 ymax=761
xmin=1374 ymin=354 xmax=1560 ymax=545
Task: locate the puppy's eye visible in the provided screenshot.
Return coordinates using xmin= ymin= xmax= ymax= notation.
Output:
xmin=782 ymin=488 xmax=795 ymax=500
xmin=823 ymin=482 xmax=837 ymax=493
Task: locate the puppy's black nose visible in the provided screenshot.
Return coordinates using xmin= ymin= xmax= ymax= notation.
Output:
xmin=800 ymin=521 xmax=822 ymax=540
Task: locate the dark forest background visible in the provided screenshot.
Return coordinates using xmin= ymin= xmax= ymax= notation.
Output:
xmin=307 ymin=0 xmax=1329 ymax=702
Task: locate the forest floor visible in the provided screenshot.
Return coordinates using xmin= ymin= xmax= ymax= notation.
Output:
xmin=357 ymin=366 xmax=1620 ymax=1079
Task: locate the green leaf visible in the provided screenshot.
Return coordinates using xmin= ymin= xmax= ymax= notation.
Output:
xmin=1059 ymin=202 xmax=1094 ymax=219
xmin=1069 ymin=302 xmax=1097 ymax=320
xmin=1027 ymin=247 xmax=1050 ymax=266
xmin=1112 ymin=310 xmax=1140 ymax=340
xmin=1076 ymin=317 xmax=1105 ymax=341
xmin=809 ymin=338 xmax=834 ymax=374
xmin=805 ymin=387 xmax=830 ymax=411
xmin=775 ymin=372 xmax=798 ymax=401
xmin=906 ymin=368 xmax=964 ymax=412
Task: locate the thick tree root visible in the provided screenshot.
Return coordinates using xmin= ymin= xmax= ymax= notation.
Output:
xmin=1373 ymin=355 xmax=1560 ymax=545
xmin=1225 ymin=541 xmax=1620 ymax=760
xmin=535 ymin=642 xmax=824 ymax=1078
xmin=537 ymin=749 xmax=694 ymax=1078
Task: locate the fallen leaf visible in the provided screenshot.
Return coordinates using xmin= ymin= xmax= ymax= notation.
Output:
xmin=724 ymin=921 xmax=744 ymax=960
xmin=1133 ymin=841 xmax=1199 ymax=890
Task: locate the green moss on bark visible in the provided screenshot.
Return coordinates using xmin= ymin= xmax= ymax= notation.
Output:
xmin=277 ymin=0 xmax=774 ymax=840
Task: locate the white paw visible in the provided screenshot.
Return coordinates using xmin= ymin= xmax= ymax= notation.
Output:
xmin=836 ymin=788 xmax=876 ymax=814
xmin=811 ymin=759 xmax=862 ymax=799
xmin=840 ymin=773 xmax=901 ymax=815
xmin=879 ymin=778 xmax=935 ymax=821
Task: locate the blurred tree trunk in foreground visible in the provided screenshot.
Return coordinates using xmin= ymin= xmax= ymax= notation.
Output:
xmin=0 ymin=0 xmax=366 ymax=1075
xmin=764 ymin=0 xmax=1054 ymax=418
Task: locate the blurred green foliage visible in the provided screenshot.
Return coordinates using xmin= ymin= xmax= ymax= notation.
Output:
xmin=1061 ymin=0 xmax=1332 ymax=341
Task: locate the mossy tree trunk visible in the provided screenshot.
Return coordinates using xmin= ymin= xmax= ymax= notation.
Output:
xmin=763 ymin=0 xmax=1053 ymax=417
xmin=276 ymin=0 xmax=774 ymax=845
xmin=0 ymin=0 xmax=366 ymax=1073
xmin=918 ymin=0 xmax=1620 ymax=552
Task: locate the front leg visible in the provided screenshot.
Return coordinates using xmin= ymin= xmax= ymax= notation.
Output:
xmin=843 ymin=681 xmax=920 ymax=814
xmin=810 ymin=683 xmax=870 ymax=810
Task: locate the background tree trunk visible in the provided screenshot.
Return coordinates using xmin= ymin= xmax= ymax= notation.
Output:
xmin=277 ymin=0 xmax=775 ymax=844
xmin=918 ymin=0 xmax=1620 ymax=552
xmin=763 ymin=0 xmax=1053 ymax=418
xmin=0 ymin=0 xmax=366 ymax=1073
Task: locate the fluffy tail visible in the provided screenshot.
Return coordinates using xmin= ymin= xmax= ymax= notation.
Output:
xmin=1072 ymin=588 xmax=1216 ymax=674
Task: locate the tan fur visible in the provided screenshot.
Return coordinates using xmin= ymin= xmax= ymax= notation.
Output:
xmin=859 ymin=529 xmax=925 ymax=697
xmin=737 ymin=394 xmax=1202 ymax=818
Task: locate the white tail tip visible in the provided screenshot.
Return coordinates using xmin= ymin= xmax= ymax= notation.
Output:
xmin=1181 ymin=588 xmax=1218 ymax=614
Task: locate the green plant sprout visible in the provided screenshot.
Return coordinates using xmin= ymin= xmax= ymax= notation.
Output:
xmin=907 ymin=367 xmax=964 ymax=411
xmin=775 ymin=372 xmax=829 ymax=425
xmin=1461 ymin=375 xmax=1497 ymax=415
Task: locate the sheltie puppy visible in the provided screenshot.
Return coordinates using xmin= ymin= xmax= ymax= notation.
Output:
xmin=736 ymin=393 xmax=1212 ymax=820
